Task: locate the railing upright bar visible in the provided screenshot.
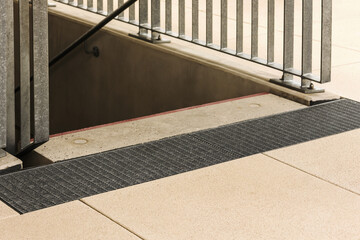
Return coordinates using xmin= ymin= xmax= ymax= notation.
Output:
xmin=320 ymin=0 xmax=332 ymax=83
xmin=118 ymin=0 xmax=125 ymax=18
xmin=302 ymin=0 xmax=313 ymax=87
xmin=267 ymin=0 xmax=275 ymax=63
xmin=251 ymin=0 xmax=258 ymax=58
xmin=97 ymin=0 xmax=104 ymax=14
xmin=19 ymin=0 xmax=31 ymax=149
xmin=0 ymin=86 xmax=4 ymax=147
xmin=139 ymin=0 xmax=148 ymax=33
xmin=165 ymin=0 xmax=172 ymax=33
xmin=206 ymin=0 xmax=213 ymax=45
xmin=283 ymin=0 xmax=294 ymax=80
xmin=179 ymin=0 xmax=185 ymax=37
xmin=68 ymin=0 xmax=76 ymax=6
xmin=251 ymin=0 xmax=259 ymax=58
xmin=151 ymin=0 xmax=161 ymax=30
xmin=0 ymin=0 xmax=13 ymax=151
xmin=236 ymin=0 xmax=243 ymax=53
xmin=33 ymin=0 xmax=50 ymax=143
xmin=5 ymin=0 xmax=16 ymax=154
xmin=108 ymin=0 xmax=114 ymax=14
xmin=221 ymin=0 xmax=227 ymax=49
xmin=78 ymin=0 xmax=85 ymax=8
xmin=88 ymin=0 xmax=95 ymax=11
xmin=192 ymin=0 xmax=199 ymax=40
xmin=129 ymin=2 xmax=135 ymax=22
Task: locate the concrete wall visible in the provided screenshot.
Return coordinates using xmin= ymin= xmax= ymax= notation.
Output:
xmin=48 ymin=12 xmax=268 ymax=134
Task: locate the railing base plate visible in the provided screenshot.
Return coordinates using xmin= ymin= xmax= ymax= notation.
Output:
xmin=129 ymin=33 xmax=171 ymax=44
xmin=270 ymin=79 xmax=325 ymax=94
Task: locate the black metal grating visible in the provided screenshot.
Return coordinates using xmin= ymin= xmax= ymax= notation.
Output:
xmin=191 ymin=99 xmax=360 ymax=155
xmin=0 ymin=136 xmax=237 ymax=213
xmin=0 ymin=99 xmax=360 ymax=214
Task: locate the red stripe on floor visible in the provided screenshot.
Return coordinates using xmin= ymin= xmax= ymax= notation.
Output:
xmin=50 ymin=92 xmax=268 ymax=138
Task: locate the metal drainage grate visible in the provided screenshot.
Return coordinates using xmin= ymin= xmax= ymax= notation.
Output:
xmin=0 ymin=99 xmax=359 ymax=214
xmin=191 ymin=99 xmax=360 ymax=155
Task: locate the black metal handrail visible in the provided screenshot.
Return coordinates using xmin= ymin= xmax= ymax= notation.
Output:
xmin=15 ymin=0 xmax=137 ymax=94
xmin=49 ymin=0 xmax=137 ymax=67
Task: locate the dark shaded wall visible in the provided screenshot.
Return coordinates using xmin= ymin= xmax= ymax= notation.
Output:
xmin=48 ymin=13 xmax=268 ymax=134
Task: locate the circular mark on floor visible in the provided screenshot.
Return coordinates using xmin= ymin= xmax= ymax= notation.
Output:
xmin=250 ymin=103 xmax=261 ymax=108
xmin=73 ymin=138 xmax=88 ymax=145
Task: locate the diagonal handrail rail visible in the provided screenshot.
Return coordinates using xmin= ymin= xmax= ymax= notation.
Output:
xmin=49 ymin=0 xmax=137 ymax=67
xmin=15 ymin=0 xmax=137 ymax=94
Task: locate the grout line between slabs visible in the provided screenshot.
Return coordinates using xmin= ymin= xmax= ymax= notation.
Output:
xmin=79 ymin=199 xmax=147 ymax=240
xmin=262 ymin=153 xmax=360 ymax=198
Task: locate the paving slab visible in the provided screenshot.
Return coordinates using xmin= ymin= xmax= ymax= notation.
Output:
xmin=83 ymin=154 xmax=360 ymax=240
xmin=29 ymin=94 xmax=305 ymax=163
xmin=0 ymin=201 xmax=141 ymax=240
xmin=0 ymin=201 xmax=18 ymax=221
xmin=265 ymin=128 xmax=360 ymax=195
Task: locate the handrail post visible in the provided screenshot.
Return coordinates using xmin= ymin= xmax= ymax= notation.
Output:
xmin=1 ymin=0 xmax=49 ymax=156
xmin=251 ymin=0 xmax=258 ymax=59
xmin=206 ymin=0 xmax=213 ymax=46
xmin=320 ymin=0 xmax=332 ymax=83
xmin=192 ymin=0 xmax=198 ymax=41
xmin=129 ymin=0 xmax=170 ymax=43
xmin=236 ymin=0 xmax=243 ymax=54
xmin=0 ymin=0 xmax=12 ymax=154
xmin=20 ymin=0 xmax=32 ymax=149
xmin=0 ymin=0 xmax=16 ymax=155
xmin=151 ymin=0 xmax=161 ymax=39
xmin=270 ymin=0 xmax=327 ymax=93
xmin=33 ymin=0 xmax=50 ymax=144
xmin=301 ymin=0 xmax=313 ymax=89
xmin=283 ymin=0 xmax=294 ymax=81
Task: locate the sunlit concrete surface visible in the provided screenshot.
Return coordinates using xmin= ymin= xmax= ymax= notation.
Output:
xmin=27 ymin=93 xmax=304 ymax=163
xmin=83 ymin=154 xmax=360 ymax=240
xmin=0 ymin=201 xmax=18 ymax=221
xmin=0 ymin=201 xmax=141 ymax=240
xmin=266 ymin=128 xmax=360 ymax=195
